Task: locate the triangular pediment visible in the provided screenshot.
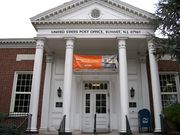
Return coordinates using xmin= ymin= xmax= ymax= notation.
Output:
xmin=31 ymin=0 xmax=156 ymax=24
xmin=56 ymin=3 xmax=135 ymax=20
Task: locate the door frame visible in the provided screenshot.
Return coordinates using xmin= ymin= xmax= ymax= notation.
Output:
xmin=81 ymin=81 xmax=110 ymax=133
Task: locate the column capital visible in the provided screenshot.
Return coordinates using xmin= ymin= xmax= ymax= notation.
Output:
xmin=45 ymin=53 xmax=54 ymax=63
xmin=34 ymin=37 xmax=46 ymax=49
xmin=139 ymin=56 xmax=147 ymax=63
xmin=117 ymin=38 xmax=127 ymax=49
xmin=65 ymin=37 xmax=75 ymax=49
xmin=147 ymin=40 xmax=156 ymax=55
xmin=138 ymin=52 xmax=147 ymax=63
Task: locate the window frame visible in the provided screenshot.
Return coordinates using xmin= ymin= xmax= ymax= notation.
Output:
xmin=159 ymin=72 xmax=180 ymax=108
xmin=10 ymin=71 xmax=33 ymax=113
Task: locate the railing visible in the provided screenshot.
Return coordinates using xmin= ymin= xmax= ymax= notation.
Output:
xmin=58 ymin=115 xmax=66 ymax=135
xmin=0 ymin=112 xmax=31 ymax=134
xmin=126 ymin=115 xmax=132 ymax=135
xmin=25 ymin=114 xmax=32 ymax=133
xmin=160 ymin=114 xmax=168 ymax=135
xmin=94 ymin=114 xmax=97 ymax=135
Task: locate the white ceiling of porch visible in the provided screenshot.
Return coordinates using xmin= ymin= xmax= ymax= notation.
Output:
xmin=45 ymin=38 xmax=148 ymax=58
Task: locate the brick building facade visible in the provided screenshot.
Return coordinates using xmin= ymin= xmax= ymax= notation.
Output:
xmin=0 ymin=0 xmax=179 ymax=134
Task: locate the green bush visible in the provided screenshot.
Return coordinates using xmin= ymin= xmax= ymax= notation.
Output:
xmin=164 ymin=103 xmax=180 ymax=125
xmin=0 ymin=112 xmax=7 ymax=122
xmin=0 ymin=124 xmax=20 ymax=135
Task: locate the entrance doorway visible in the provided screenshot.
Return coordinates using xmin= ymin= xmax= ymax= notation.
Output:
xmin=82 ymin=82 xmax=110 ymax=133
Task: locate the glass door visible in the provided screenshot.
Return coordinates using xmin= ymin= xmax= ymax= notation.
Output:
xmin=82 ymin=82 xmax=109 ymax=133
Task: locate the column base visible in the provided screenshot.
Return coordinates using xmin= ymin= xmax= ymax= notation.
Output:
xmin=153 ymin=132 xmax=162 ymax=135
xmin=154 ymin=128 xmax=162 ymax=134
xmin=59 ymin=132 xmax=72 ymax=135
xmin=25 ymin=130 xmax=39 ymax=134
xmin=119 ymin=132 xmax=132 ymax=135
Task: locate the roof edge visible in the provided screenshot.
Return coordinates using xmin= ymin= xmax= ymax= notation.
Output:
xmin=0 ymin=38 xmax=36 ymax=48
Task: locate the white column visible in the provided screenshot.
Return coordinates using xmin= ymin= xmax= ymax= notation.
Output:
xmin=63 ymin=38 xmax=75 ymax=133
xmin=148 ymin=40 xmax=162 ymax=133
xmin=29 ymin=38 xmax=45 ymax=132
xmin=139 ymin=57 xmax=150 ymax=109
xmin=118 ymin=38 xmax=129 ymax=133
xmin=40 ymin=54 xmax=53 ymax=132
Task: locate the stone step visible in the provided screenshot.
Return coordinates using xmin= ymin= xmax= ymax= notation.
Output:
xmin=32 ymin=132 xmax=153 ymax=135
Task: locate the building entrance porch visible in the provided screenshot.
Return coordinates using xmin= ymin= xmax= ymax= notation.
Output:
xmin=35 ymin=37 xmax=162 ymax=134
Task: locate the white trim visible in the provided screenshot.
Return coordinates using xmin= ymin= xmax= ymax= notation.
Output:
xmin=16 ymin=54 xmax=35 ymax=61
xmin=31 ymin=0 xmax=155 ymax=22
xmin=10 ymin=72 xmax=18 ymax=112
xmin=81 ymin=81 xmax=110 ymax=132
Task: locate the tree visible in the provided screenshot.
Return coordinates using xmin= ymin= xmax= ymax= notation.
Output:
xmin=153 ymin=0 xmax=180 ymax=59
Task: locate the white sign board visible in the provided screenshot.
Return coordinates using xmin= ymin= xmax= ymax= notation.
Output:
xmin=38 ymin=29 xmax=153 ymax=38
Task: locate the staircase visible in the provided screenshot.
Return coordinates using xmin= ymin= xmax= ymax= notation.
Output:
xmin=36 ymin=132 xmax=153 ymax=135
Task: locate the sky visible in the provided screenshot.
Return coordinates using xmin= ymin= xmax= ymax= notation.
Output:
xmin=0 ymin=0 xmax=159 ymax=38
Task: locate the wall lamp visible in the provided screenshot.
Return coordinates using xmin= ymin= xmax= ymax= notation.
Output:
xmin=130 ymin=87 xmax=135 ymax=98
xmin=57 ymin=87 xmax=62 ymax=97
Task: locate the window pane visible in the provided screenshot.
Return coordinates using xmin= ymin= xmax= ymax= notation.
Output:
xmin=85 ymin=94 xmax=90 ymax=113
xmin=102 ymin=107 xmax=106 ymax=113
xmin=86 ymin=107 xmax=90 ymax=113
xmin=14 ymin=94 xmax=31 ymax=113
xmin=161 ymin=94 xmax=178 ymax=108
xmin=96 ymin=94 xmax=106 ymax=114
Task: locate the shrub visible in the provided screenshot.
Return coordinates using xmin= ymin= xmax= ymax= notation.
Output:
xmin=0 ymin=112 xmax=7 ymax=122
xmin=164 ymin=103 xmax=180 ymax=130
xmin=0 ymin=124 xmax=20 ymax=135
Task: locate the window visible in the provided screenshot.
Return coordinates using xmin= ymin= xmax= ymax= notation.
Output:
xmin=159 ymin=73 xmax=180 ymax=108
xmin=11 ymin=72 xmax=33 ymax=113
xmin=96 ymin=94 xmax=106 ymax=114
xmin=91 ymin=9 xmax=101 ymax=19
xmin=84 ymin=82 xmax=108 ymax=90
xmin=85 ymin=94 xmax=90 ymax=113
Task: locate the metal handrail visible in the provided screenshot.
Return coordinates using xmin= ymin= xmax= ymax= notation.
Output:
xmin=58 ymin=115 xmax=66 ymax=135
xmin=126 ymin=115 xmax=132 ymax=135
xmin=0 ymin=112 xmax=31 ymax=133
xmin=94 ymin=114 xmax=97 ymax=135
xmin=160 ymin=114 xmax=168 ymax=135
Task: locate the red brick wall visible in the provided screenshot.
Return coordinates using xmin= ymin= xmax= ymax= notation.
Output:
xmin=0 ymin=48 xmax=35 ymax=113
xmin=0 ymin=48 xmax=45 ymax=128
xmin=158 ymin=60 xmax=180 ymax=72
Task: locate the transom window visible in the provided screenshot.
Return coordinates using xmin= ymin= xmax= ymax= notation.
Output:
xmin=12 ymin=73 xmax=33 ymax=113
xmin=159 ymin=73 xmax=179 ymax=108
xmin=84 ymin=82 xmax=108 ymax=90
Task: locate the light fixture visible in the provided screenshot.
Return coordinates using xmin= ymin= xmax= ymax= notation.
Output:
xmin=57 ymin=87 xmax=62 ymax=97
xmin=130 ymin=87 xmax=135 ymax=98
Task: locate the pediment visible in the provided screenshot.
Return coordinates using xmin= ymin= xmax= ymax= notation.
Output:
xmin=31 ymin=0 xmax=156 ymax=23
xmin=57 ymin=3 xmax=135 ymax=20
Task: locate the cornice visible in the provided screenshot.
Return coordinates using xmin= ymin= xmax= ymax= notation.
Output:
xmin=31 ymin=0 xmax=156 ymax=22
xmin=0 ymin=38 xmax=36 ymax=48
xmin=32 ymin=19 xmax=151 ymax=25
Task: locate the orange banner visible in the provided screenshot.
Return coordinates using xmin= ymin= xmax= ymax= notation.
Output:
xmin=73 ymin=54 xmax=102 ymax=70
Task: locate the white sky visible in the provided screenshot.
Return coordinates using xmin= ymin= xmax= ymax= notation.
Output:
xmin=0 ymin=0 xmax=159 ymax=38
